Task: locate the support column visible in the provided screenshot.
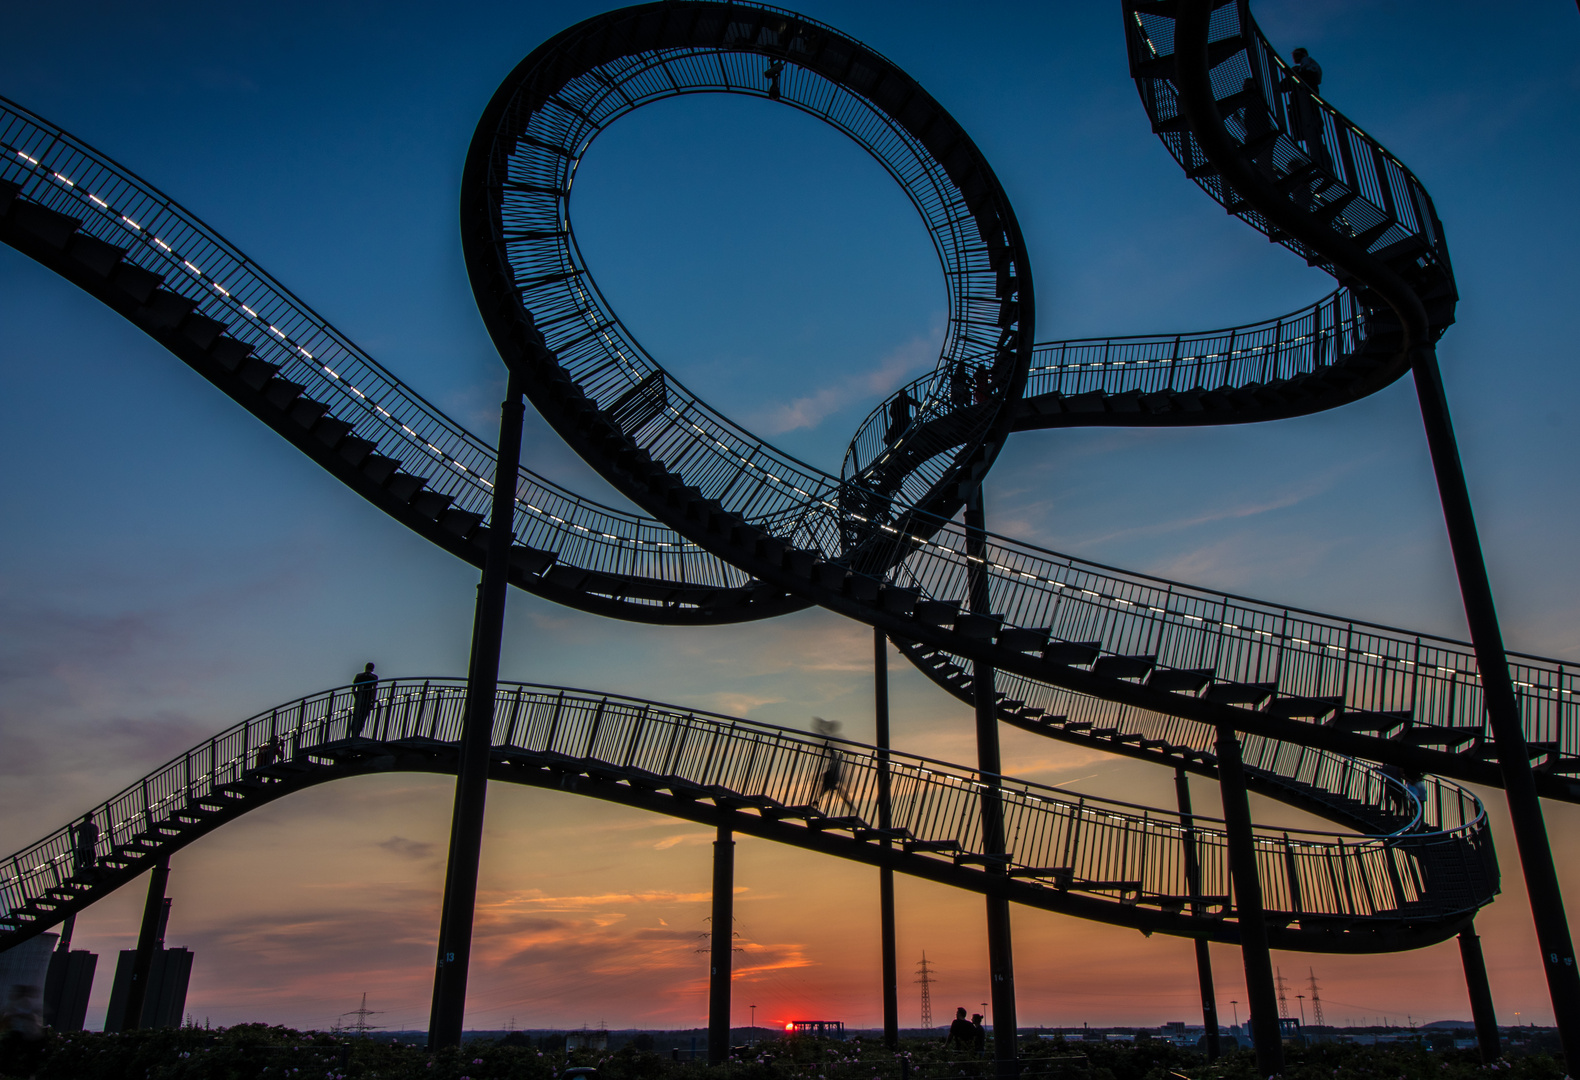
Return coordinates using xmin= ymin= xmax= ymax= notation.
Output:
xmin=709 ymin=824 xmax=736 ymax=1065
xmin=1412 ymin=348 xmax=1580 ymax=1061
xmin=1174 ymin=767 xmax=1221 ymax=1062
xmin=428 ymin=371 xmax=527 ymax=1049
xmin=1459 ymin=928 xmax=1501 ymax=1062
xmin=965 ymin=487 xmax=1017 ymax=1076
xmin=876 ymin=627 xmax=900 ymax=1050
xmin=121 ymin=855 xmax=169 ymax=1031
xmin=1214 ymin=726 xmax=1283 ymax=1076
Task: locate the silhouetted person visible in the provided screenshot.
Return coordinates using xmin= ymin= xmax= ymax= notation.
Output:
xmin=1377 ymin=763 xmax=1411 ymax=817
xmin=811 ymin=717 xmax=859 ymax=816
xmin=1280 ymin=48 xmax=1332 ymax=177
xmin=973 ymin=366 xmax=991 ymax=405
xmin=1289 ymin=47 xmax=1322 ymax=91
xmin=949 ymin=361 xmax=971 ymax=408
xmin=945 ymin=1007 xmax=974 ymax=1049
xmin=1405 ymin=771 xmax=1428 ymax=810
xmin=350 ymin=662 xmax=378 ymax=738
xmin=885 ymin=390 xmax=915 ymax=444
xmin=71 ymin=812 xmax=98 ymax=878
xmin=254 ymin=735 xmax=283 ymax=770
xmin=764 ymin=59 xmax=784 ymax=101
xmin=1236 ymin=76 xmax=1278 ymax=178
xmin=971 ymin=1013 xmax=986 ymax=1054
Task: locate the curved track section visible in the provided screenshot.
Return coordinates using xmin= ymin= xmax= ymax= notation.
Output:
xmin=457 ymin=1 xmax=1580 ymax=798
xmin=0 ymin=99 xmax=801 ymax=626
xmin=0 ymin=679 xmax=1495 ymax=956
xmin=1 ymin=7 xmax=1575 ymax=795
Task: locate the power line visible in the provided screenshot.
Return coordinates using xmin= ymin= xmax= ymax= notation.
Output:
xmin=339 ymin=993 xmax=383 ymax=1035
xmin=915 ymin=951 xmax=936 ymax=1030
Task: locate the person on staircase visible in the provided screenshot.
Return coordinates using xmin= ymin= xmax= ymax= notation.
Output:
xmin=350 ymin=662 xmax=378 ymax=738
xmin=71 ymin=812 xmax=98 ymax=879
xmin=1280 ymin=48 xmax=1332 ymax=180
xmin=810 ymin=717 xmax=859 ymax=816
xmin=885 ymin=390 xmax=915 ymax=445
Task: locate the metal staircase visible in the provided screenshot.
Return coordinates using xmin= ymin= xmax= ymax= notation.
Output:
xmin=0 ymin=0 xmax=1569 ymax=980
xmin=0 ymin=679 xmax=1495 ymax=955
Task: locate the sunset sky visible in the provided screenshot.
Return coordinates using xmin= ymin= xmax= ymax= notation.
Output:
xmin=3 ymin=0 xmax=1579 ymax=1035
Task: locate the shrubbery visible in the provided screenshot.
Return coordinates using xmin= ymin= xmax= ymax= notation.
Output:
xmin=0 ymin=1027 xmax=1565 ymax=1080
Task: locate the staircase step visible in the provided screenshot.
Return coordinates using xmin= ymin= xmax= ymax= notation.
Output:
xmin=67 ymin=232 xmax=127 ymax=277
xmin=1266 ymin=694 xmax=1343 ymax=720
xmin=1332 ymin=708 xmax=1410 ymax=733
xmin=1042 ymin=640 xmax=1100 ymax=667
xmin=12 ymin=200 xmax=81 ymax=247
xmin=996 ymin=626 xmax=1049 ymax=653
xmin=903 ymin=839 xmax=962 ymax=854
xmin=410 ymin=490 xmax=454 ymax=520
xmin=1204 ymin=680 xmax=1276 ymax=706
xmin=1147 ymin=668 xmax=1212 ymax=694
xmin=953 ymin=612 xmax=1002 ymax=640
xmin=1395 ymin=724 xmax=1480 ymax=748
xmin=913 ymin=599 xmax=961 ymax=625
xmin=136 ymin=290 xmax=196 ymax=330
xmin=1092 ymin=654 xmax=1156 ymax=680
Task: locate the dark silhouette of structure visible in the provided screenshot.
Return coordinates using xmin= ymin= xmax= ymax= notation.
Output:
xmin=42 ymin=917 xmax=95 ymax=1033
xmin=104 ymin=881 xmax=190 ymax=1032
xmin=0 ymin=0 xmax=1573 ymax=1067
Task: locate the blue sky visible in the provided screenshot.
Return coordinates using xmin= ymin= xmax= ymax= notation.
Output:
xmin=2 ymin=0 xmax=1579 ymax=1032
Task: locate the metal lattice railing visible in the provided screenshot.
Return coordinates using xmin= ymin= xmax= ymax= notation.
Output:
xmin=0 ymin=95 xmax=753 ymax=599
xmin=2 ymin=680 xmax=1495 ymax=935
xmin=843 ymin=289 xmax=1365 ymax=485
xmin=1125 ymin=0 xmax=1451 ymax=288
xmin=483 ymin=2 xmax=1030 ymax=565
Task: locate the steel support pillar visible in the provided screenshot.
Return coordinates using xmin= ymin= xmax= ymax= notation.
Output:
xmin=965 ymin=488 xmax=1017 ymax=1076
xmin=1459 ymin=928 xmax=1501 ymax=1062
xmin=709 ymin=824 xmax=735 ymax=1065
xmin=121 ymin=855 xmax=170 ymax=1031
xmin=1412 ymin=347 xmax=1580 ymax=1062
xmin=1174 ymin=767 xmax=1221 ymax=1061
xmin=428 ymin=371 xmax=526 ymax=1049
xmin=876 ymin=627 xmax=900 ymax=1050
xmin=1214 ymin=726 xmax=1282 ymax=1075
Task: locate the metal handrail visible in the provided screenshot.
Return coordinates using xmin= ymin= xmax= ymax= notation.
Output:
xmin=0 ymin=95 xmax=752 ymax=601
xmin=1126 ymin=1 xmax=1451 ymax=288
xmin=0 ymin=679 xmax=1494 ymax=933
xmin=842 ymin=288 xmax=1364 ymax=482
xmin=482 ymin=2 xmax=1029 ymax=567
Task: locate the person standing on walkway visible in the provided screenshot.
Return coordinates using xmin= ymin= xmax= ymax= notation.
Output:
xmin=350 ymin=662 xmax=378 ymax=738
xmin=1281 ymin=47 xmax=1331 ymax=176
xmin=71 ymin=812 xmax=98 ymax=879
xmin=811 ymin=717 xmax=859 ymax=817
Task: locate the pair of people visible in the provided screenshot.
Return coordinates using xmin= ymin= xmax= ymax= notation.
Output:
xmin=945 ymin=1006 xmax=986 ymax=1053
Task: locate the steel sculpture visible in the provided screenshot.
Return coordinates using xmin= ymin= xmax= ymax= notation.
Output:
xmin=1 ymin=0 xmax=1576 ymax=1068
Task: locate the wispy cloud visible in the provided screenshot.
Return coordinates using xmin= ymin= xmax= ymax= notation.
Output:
xmin=377 ymin=836 xmax=436 ymax=861
xmin=746 ymin=328 xmax=940 ymax=435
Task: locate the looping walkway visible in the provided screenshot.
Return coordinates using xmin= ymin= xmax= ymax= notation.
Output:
xmin=0 ymin=0 xmax=1563 ymax=961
